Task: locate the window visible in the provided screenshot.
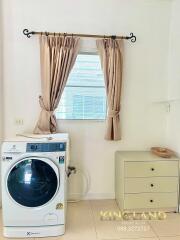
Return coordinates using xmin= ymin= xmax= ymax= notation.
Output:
xmin=56 ymin=54 xmax=106 ymax=120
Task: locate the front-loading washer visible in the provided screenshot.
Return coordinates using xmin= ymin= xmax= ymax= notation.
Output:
xmin=1 ymin=133 xmax=69 ymax=238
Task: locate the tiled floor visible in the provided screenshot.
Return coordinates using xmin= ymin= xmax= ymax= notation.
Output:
xmin=1 ymin=200 xmax=180 ymax=240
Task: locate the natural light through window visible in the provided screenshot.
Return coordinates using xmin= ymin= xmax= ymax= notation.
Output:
xmin=56 ymin=54 xmax=106 ymax=120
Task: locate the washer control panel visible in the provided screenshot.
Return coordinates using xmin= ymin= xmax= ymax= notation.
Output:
xmin=26 ymin=142 xmax=66 ymax=152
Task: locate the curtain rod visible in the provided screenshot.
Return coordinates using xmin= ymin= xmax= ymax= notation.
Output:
xmin=23 ymin=29 xmax=136 ymax=43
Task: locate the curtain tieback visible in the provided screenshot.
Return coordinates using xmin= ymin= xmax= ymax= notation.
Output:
xmin=39 ymin=96 xmax=54 ymax=114
xmin=108 ymin=110 xmax=119 ymax=118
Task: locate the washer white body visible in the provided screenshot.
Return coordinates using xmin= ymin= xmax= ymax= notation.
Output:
xmin=1 ymin=134 xmax=69 ymax=238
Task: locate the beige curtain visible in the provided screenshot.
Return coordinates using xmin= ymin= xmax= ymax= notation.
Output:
xmin=97 ymin=39 xmax=123 ymax=140
xmin=34 ymin=35 xmax=80 ymax=134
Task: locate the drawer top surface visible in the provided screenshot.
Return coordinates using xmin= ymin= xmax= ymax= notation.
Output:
xmin=115 ymin=151 xmax=179 ymax=162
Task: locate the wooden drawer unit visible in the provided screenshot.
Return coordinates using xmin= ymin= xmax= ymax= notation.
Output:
xmin=125 ymin=177 xmax=178 ymax=193
xmin=124 ymin=193 xmax=178 ymax=210
xmin=115 ymin=151 xmax=179 ymax=212
xmin=125 ymin=161 xmax=178 ymax=177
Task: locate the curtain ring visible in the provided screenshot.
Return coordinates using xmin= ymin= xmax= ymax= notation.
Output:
xmin=104 ymin=35 xmax=107 ymax=44
xmin=70 ymin=33 xmax=74 ymax=47
xmin=54 ymin=32 xmax=56 ymax=37
xmin=45 ymin=31 xmax=49 ymax=37
xmin=71 ymin=33 xmax=74 ymax=46
xmin=111 ymin=35 xmax=116 ymax=40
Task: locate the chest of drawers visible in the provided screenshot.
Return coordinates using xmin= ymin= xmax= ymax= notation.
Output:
xmin=115 ymin=151 xmax=179 ymax=212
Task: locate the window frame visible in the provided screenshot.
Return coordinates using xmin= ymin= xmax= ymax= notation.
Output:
xmin=56 ymin=52 xmax=107 ymax=121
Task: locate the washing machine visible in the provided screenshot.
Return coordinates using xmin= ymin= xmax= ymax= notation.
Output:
xmin=1 ymin=133 xmax=69 ymax=238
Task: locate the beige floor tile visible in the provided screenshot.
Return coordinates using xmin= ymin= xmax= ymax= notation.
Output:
xmin=159 ymin=237 xmax=180 ymax=240
xmin=3 ymin=239 xmax=35 ymax=240
xmin=35 ymin=235 xmax=94 ymax=240
xmin=90 ymin=200 xmax=157 ymax=239
xmin=36 ymin=235 xmax=97 ymax=240
xmin=165 ymin=213 xmax=180 ymax=220
xmin=63 ymin=201 xmax=96 ymax=240
xmin=106 ymin=220 xmax=156 ymax=239
xmin=35 ymin=237 xmax=70 ymax=240
xmin=90 ymin=199 xmax=119 ymax=218
xmin=149 ymin=213 xmax=180 ymax=237
xmin=90 ymin=200 xmax=122 ymax=239
xmin=107 ymin=238 xmax=159 ymax=240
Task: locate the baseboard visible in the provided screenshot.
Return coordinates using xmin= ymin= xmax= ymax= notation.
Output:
xmin=68 ymin=192 xmax=115 ymax=200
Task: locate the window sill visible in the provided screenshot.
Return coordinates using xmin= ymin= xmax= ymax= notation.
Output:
xmin=56 ymin=118 xmax=106 ymax=122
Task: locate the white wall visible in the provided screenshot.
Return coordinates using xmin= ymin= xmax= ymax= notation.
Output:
xmin=0 ymin=0 xmax=4 ymax=206
xmin=0 ymin=0 xmax=3 ymax=141
xmin=2 ymin=0 xmax=172 ymax=199
xmin=166 ymin=0 xmax=180 ymax=155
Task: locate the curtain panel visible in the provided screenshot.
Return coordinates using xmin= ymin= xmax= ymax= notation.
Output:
xmin=34 ymin=35 xmax=80 ymax=134
xmin=97 ymin=39 xmax=123 ymax=141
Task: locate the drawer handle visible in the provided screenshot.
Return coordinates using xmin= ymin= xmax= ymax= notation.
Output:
xmin=150 ymin=199 xmax=154 ymax=203
xmin=150 ymin=183 xmax=154 ymax=187
xmin=151 ymin=168 xmax=155 ymax=171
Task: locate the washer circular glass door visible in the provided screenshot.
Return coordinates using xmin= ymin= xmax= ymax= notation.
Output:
xmin=7 ymin=158 xmax=59 ymax=207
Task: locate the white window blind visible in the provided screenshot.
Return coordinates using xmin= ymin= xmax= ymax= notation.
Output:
xmin=56 ymin=54 xmax=106 ymax=120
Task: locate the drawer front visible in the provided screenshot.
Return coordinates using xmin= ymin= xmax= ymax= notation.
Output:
xmin=125 ymin=161 xmax=178 ymax=177
xmin=125 ymin=177 xmax=178 ymax=193
xmin=124 ymin=193 xmax=178 ymax=210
